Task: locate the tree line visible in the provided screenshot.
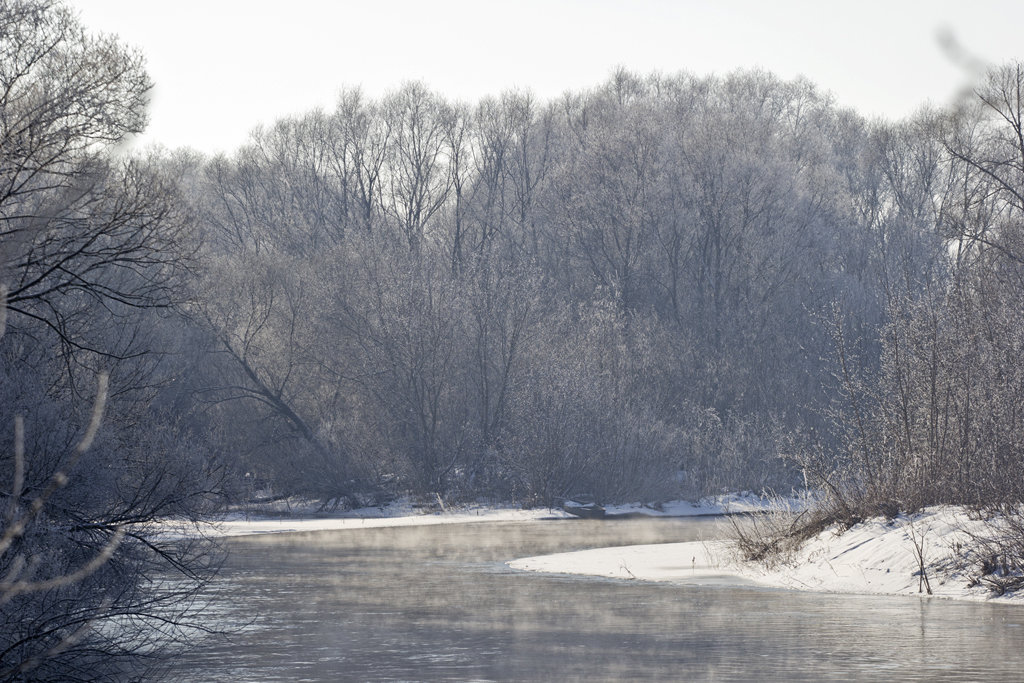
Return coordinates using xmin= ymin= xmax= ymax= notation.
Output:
xmin=176 ymin=69 xmax=925 ymax=506
xmin=178 ymin=58 xmax=1024 ymax=521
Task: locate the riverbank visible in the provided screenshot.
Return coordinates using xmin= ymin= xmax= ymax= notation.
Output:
xmin=509 ymin=506 xmax=1024 ymax=604
xmin=167 ymin=492 xmax=775 ymax=538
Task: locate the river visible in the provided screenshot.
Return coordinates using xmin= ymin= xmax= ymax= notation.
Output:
xmin=171 ymin=517 xmax=1024 ymax=681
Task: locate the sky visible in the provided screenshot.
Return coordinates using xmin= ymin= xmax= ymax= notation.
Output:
xmin=68 ymin=0 xmax=1024 ymax=156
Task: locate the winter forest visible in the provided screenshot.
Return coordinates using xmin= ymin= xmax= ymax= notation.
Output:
xmin=6 ymin=0 xmax=1024 ymax=678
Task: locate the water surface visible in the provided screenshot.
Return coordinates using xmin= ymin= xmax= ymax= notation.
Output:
xmin=174 ymin=518 xmax=1024 ymax=681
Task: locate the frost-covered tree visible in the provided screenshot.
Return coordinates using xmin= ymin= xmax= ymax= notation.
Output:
xmin=0 ymin=2 xmax=220 ymax=678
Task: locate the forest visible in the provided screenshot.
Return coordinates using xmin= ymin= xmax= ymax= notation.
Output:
xmin=5 ymin=0 xmax=1024 ymax=677
xmin=180 ymin=64 xmax=1023 ymax=512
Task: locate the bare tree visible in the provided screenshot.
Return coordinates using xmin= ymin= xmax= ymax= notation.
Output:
xmin=380 ymin=83 xmax=454 ymax=252
xmin=0 ymin=3 xmax=222 ymax=678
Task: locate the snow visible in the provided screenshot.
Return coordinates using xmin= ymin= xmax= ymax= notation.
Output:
xmin=602 ymin=491 xmax=798 ymax=517
xmin=167 ymin=502 xmax=570 ymax=538
xmin=509 ymin=538 xmax=746 ymax=585
xmin=164 ymin=492 xmax=780 ymax=539
xmin=509 ymin=507 xmax=1024 ymax=604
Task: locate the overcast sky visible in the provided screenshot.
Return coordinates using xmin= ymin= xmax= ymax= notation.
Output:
xmin=69 ymin=0 xmax=1024 ymax=156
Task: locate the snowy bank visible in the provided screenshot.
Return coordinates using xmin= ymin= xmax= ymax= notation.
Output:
xmin=509 ymin=507 xmax=1024 ymax=604
xmin=601 ymin=491 xmax=791 ymax=517
xmin=164 ymin=492 xmax=776 ymax=539
xmin=509 ymin=539 xmax=745 ymax=585
xmin=166 ymin=503 xmax=567 ymax=539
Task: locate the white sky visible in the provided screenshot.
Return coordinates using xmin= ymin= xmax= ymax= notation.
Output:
xmin=68 ymin=0 xmax=1024 ymax=156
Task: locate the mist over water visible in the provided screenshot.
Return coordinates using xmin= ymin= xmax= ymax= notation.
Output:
xmin=174 ymin=519 xmax=1022 ymax=681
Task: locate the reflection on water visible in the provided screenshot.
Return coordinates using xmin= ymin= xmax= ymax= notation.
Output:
xmin=173 ymin=518 xmax=1024 ymax=681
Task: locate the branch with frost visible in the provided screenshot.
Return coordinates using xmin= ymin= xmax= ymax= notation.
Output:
xmin=0 ymin=284 xmax=125 ymax=678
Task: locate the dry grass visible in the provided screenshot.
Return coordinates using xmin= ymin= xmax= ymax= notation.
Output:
xmin=961 ymin=508 xmax=1024 ymax=596
xmin=728 ymin=496 xmax=838 ymax=568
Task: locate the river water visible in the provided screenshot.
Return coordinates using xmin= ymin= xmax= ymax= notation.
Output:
xmin=172 ymin=517 xmax=1024 ymax=681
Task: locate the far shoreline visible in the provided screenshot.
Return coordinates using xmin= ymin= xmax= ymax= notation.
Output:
xmin=163 ymin=492 xmax=773 ymax=539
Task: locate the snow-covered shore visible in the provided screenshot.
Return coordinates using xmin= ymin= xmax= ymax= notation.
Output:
xmin=185 ymin=505 xmax=566 ymax=537
xmin=165 ymin=492 xmax=773 ymax=538
xmin=168 ymin=495 xmax=1024 ymax=604
xmin=509 ymin=506 xmax=1024 ymax=604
